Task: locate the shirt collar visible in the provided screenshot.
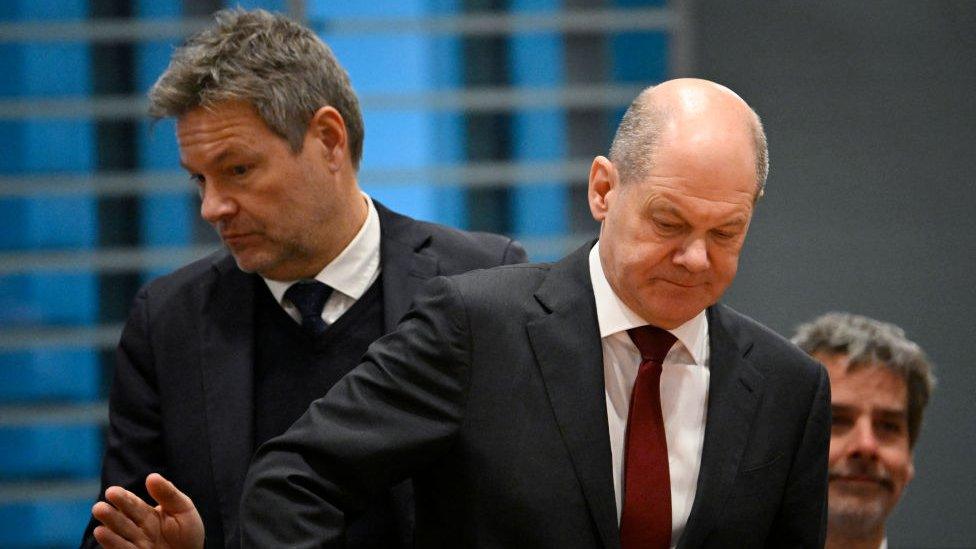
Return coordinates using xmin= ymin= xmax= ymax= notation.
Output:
xmin=588 ymin=241 xmax=708 ymax=365
xmin=263 ymin=193 xmax=381 ymax=304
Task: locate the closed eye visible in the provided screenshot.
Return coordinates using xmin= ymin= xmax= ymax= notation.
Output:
xmin=653 ymin=218 xmax=684 ymax=233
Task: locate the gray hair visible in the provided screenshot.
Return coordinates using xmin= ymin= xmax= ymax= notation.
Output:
xmin=792 ymin=312 xmax=935 ymax=447
xmin=148 ymin=8 xmax=365 ymax=168
xmin=608 ymin=86 xmax=769 ymax=201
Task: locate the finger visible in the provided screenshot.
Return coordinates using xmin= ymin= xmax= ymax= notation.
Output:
xmin=92 ymin=500 xmax=145 ymax=542
xmin=104 ymin=485 xmax=158 ymax=530
xmin=146 ymin=473 xmax=197 ymax=515
xmin=93 ymin=524 xmax=138 ymax=549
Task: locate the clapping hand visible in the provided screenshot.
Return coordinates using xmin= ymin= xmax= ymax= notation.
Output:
xmin=91 ymin=473 xmax=205 ymax=549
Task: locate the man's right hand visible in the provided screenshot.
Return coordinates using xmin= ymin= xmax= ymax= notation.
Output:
xmin=91 ymin=473 xmax=205 ymax=549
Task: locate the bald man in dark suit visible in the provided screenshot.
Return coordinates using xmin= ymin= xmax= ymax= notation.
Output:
xmin=241 ymin=78 xmax=830 ymax=548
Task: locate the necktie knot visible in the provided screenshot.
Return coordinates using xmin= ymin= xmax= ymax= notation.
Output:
xmin=627 ymin=325 xmax=677 ymax=365
xmin=284 ymin=280 xmax=333 ymax=335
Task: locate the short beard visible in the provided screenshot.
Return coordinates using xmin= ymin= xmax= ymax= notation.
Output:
xmin=828 ymin=493 xmax=886 ymax=539
xmin=827 ymin=458 xmax=894 ymax=540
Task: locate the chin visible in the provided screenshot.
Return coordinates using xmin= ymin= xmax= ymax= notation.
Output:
xmin=638 ymin=305 xmax=697 ymax=329
xmin=642 ymin=296 xmax=710 ymax=326
xmin=827 ymin=493 xmax=888 ymax=536
xmin=231 ymin=252 xmax=274 ymax=276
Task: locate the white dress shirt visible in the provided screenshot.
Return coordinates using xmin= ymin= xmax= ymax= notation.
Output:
xmin=589 ymin=242 xmax=710 ymax=546
xmin=263 ymin=194 xmax=381 ymax=325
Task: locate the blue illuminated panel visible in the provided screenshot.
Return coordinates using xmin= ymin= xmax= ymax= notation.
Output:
xmin=312 ymin=0 xmax=465 ymax=227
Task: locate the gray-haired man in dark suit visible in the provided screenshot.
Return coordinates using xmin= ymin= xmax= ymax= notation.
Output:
xmin=83 ymin=9 xmax=525 ymax=549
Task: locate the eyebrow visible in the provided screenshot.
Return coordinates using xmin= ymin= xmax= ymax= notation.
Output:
xmin=180 ymin=147 xmax=254 ymax=172
xmin=717 ymin=216 xmax=749 ymax=228
xmin=875 ymin=409 xmax=908 ymax=421
xmin=649 ymin=203 xmax=749 ymax=227
xmin=831 ymin=404 xmax=907 ymax=419
xmin=651 ymin=204 xmax=683 ymax=217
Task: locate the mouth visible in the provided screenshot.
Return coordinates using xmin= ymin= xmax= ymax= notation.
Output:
xmin=829 ymin=474 xmax=892 ymax=491
xmin=221 ymin=232 xmax=257 ymax=246
xmin=659 ymin=279 xmax=701 ymax=289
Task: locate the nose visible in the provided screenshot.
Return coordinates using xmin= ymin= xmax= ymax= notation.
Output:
xmin=846 ymin=416 xmax=880 ymax=459
xmin=673 ymin=236 xmax=710 ymax=272
xmin=200 ymin=185 xmax=237 ymax=224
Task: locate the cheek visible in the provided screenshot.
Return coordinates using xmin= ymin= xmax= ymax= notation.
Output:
xmin=884 ymin=451 xmax=913 ymax=480
xmin=711 ymin=247 xmax=742 ymax=279
xmin=720 ymin=262 xmax=739 ymax=284
xmin=625 ymin=250 xmax=669 ymax=282
xmin=827 ymin=436 xmax=847 ymax=465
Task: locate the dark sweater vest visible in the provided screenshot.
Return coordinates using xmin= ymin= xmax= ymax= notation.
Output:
xmin=253 ymin=278 xmax=397 ymax=547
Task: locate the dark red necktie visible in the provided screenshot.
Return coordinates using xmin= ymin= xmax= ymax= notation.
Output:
xmin=620 ymin=326 xmax=677 ymax=549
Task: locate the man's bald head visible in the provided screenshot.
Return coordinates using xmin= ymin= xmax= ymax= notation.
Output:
xmin=608 ymin=79 xmax=769 ymax=200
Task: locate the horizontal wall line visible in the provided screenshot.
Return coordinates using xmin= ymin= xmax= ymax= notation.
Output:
xmin=0 ymin=234 xmax=595 ymax=352
xmin=0 ymin=159 xmax=593 ymax=199
xmin=0 ymin=323 xmax=124 ymax=351
xmin=0 ymin=479 xmax=99 ymax=504
xmin=0 ymin=402 xmax=107 ymax=427
xmin=0 ymin=8 xmax=671 ymax=44
xmin=316 ymin=8 xmax=674 ymax=36
xmin=0 ymin=232 xmax=594 ymax=280
xmin=0 ymin=83 xmax=642 ymax=120
xmin=0 ymin=245 xmax=218 ymax=276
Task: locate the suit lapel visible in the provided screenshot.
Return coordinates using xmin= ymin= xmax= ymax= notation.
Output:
xmin=198 ymin=252 xmax=257 ymax=542
xmin=195 ymin=203 xmax=434 ymax=538
xmin=526 ymin=243 xmax=620 ymax=549
xmin=677 ymin=305 xmax=764 ymax=548
xmin=376 ymin=202 xmax=438 ymax=332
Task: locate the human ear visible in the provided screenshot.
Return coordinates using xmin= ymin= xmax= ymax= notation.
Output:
xmin=308 ymin=106 xmax=348 ymax=172
xmin=588 ymin=156 xmax=617 ymax=222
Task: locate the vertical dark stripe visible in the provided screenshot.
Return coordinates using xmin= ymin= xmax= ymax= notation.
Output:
xmin=91 ymin=0 xmax=140 ymax=395
xmin=462 ymin=0 xmax=513 ymax=233
xmin=564 ymin=0 xmax=611 ymax=236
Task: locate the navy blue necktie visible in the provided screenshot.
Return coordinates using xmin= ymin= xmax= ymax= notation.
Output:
xmin=283 ymin=280 xmax=333 ymax=336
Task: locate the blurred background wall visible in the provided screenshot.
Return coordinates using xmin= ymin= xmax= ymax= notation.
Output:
xmin=0 ymin=0 xmax=972 ymax=547
xmin=696 ymin=3 xmax=976 ymax=547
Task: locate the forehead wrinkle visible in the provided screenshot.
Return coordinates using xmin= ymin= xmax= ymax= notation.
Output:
xmin=177 ymin=127 xmax=263 ymax=171
xmin=642 ymin=173 xmax=755 ymax=204
xmin=638 ymin=183 xmax=753 ymax=225
xmin=643 ymin=196 xmax=683 ymax=217
xmin=176 ymin=104 xmax=265 ymax=148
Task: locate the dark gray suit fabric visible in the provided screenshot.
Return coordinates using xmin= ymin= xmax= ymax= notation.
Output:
xmin=241 ymin=242 xmax=831 ymax=549
xmin=79 ymin=202 xmax=527 ymax=549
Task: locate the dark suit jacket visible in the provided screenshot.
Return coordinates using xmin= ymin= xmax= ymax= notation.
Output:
xmin=80 ymin=202 xmax=526 ymax=548
xmin=241 ymin=242 xmax=830 ymax=548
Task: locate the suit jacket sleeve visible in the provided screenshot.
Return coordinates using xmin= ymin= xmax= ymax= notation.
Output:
xmin=769 ymin=362 xmax=831 ymax=548
xmin=240 ymin=276 xmax=472 ymax=547
xmin=80 ymin=287 xmax=166 ymax=548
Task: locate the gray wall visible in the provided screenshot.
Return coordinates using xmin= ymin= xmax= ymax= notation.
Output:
xmin=689 ymin=1 xmax=976 ymax=546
